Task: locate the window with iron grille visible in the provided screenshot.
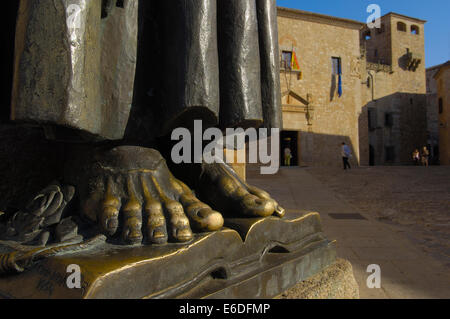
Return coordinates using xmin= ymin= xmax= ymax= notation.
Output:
xmin=397 ymin=22 xmax=407 ymax=32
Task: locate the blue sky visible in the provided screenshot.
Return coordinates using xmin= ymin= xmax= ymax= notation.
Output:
xmin=277 ymin=0 xmax=450 ymax=67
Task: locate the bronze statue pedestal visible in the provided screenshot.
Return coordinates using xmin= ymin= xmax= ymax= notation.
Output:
xmin=0 ymin=210 xmax=335 ymax=299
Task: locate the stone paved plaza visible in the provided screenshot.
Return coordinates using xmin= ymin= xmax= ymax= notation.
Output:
xmin=248 ymin=166 xmax=450 ymax=299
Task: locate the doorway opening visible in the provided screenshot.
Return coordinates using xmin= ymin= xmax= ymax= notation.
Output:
xmin=280 ymin=131 xmax=299 ymax=167
xmin=369 ymin=145 xmax=375 ymax=166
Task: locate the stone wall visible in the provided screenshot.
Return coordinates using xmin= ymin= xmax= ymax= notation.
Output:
xmin=277 ymin=8 xmax=367 ymax=167
xmin=426 ymin=64 xmax=444 ymax=162
xmin=361 ymin=13 xmax=428 ymax=165
xmin=276 ymin=9 xmax=428 ymax=167
xmin=389 ymin=15 xmax=426 ymax=94
xmin=436 ymin=64 xmax=450 ymax=164
xmin=362 ymin=16 xmax=392 ymax=65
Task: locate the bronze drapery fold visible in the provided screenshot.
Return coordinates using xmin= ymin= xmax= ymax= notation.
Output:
xmin=11 ymin=0 xmax=282 ymax=141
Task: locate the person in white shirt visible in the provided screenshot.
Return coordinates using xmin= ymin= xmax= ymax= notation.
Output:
xmin=341 ymin=142 xmax=352 ymax=170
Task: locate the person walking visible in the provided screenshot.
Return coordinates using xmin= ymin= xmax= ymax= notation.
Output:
xmin=284 ymin=147 xmax=292 ymax=167
xmin=421 ymin=146 xmax=430 ymax=167
xmin=412 ymin=149 xmax=420 ymax=165
xmin=342 ymin=142 xmax=352 ymax=170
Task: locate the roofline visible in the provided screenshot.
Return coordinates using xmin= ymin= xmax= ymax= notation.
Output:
xmin=277 ymin=7 xmax=427 ymax=28
xmin=427 ymin=62 xmax=447 ymax=71
xmin=277 ymin=7 xmax=365 ymax=30
xmin=433 ymin=61 xmax=450 ymax=79
xmin=383 ymin=12 xmax=427 ymax=24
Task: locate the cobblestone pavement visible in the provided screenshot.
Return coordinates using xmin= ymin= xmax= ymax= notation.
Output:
xmin=247 ymin=166 xmax=450 ymax=299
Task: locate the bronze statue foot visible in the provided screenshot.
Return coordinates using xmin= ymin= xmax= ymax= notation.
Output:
xmin=78 ymin=147 xmax=224 ymax=245
xmin=197 ymin=162 xmax=285 ymax=218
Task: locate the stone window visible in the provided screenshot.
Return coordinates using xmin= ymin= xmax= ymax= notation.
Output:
xmin=397 ymin=22 xmax=407 ymax=32
xmin=331 ymin=57 xmax=341 ymax=75
xmin=439 ymin=98 xmax=443 ymax=114
xmin=281 ymin=51 xmax=292 ymax=70
xmin=411 ymin=25 xmax=420 ymax=35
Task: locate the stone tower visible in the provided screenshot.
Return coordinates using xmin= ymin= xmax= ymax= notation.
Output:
xmin=362 ymin=12 xmax=426 ymax=93
xmin=361 ymin=13 xmax=428 ymax=165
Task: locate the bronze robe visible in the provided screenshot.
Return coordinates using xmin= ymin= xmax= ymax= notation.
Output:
xmin=11 ymin=0 xmax=282 ymax=142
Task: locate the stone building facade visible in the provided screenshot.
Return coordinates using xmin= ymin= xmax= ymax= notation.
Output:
xmin=276 ymin=8 xmax=429 ymax=167
xmin=360 ymin=13 xmax=427 ymax=165
xmin=426 ymin=63 xmax=445 ymax=163
xmin=434 ymin=62 xmax=450 ymax=165
xmin=277 ymin=8 xmax=366 ymax=167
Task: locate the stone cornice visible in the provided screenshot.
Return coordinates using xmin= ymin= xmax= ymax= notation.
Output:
xmin=277 ymin=7 xmax=364 ymax=30
xmin=384 ymin=12 xmax=427 ymax=24
xmin=277 ymin=7 xmax=426 ymax=30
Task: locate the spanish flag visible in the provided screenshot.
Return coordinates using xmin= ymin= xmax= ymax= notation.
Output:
xmin=291 ymin=51 xmax=300 ymax=71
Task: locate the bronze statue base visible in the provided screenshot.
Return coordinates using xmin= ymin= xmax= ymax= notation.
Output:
xmin=0 ymin=211 xmax=336 ymax=299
